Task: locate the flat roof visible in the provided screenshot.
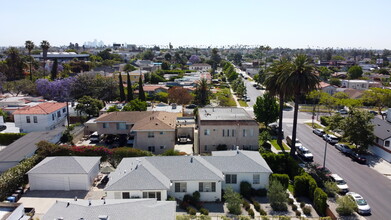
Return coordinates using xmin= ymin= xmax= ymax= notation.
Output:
xmin=198 ymin=107 xmax=254 ymax=121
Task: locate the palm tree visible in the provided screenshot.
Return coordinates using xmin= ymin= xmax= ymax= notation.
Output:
xmin=195 ymin=78 xmax=209 ymax=106
xmin=280 ymin=54 xmax=320 ymax=156
xmin=264 ymin=58 xmax=290 ymax=146
xmin=40 ymin=40 xmax=50 ymax=76
xmin=25 ymin=40 xmax=35 ymax=80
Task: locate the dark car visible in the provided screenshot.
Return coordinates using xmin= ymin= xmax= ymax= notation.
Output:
xmin=369 ymin=110 xmax=378 ymax=115
xmin=186 ymin=104 xmax=197 ymax=109
xmin=350 ymin=153 xmax=367 ymax=164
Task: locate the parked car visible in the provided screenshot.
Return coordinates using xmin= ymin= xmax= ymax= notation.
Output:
xmin=313 ymin=128 xmax=325 ymax=137
xmin=335 ymin=143 xmax=352 ymax=154
xmin=245 ymin=97 xmax=251 ymax=102
xmin=330 ymin=174 xmax=349 ymax=194
xmin=346 ymin=192 xmax=371 ymax=215
xmin=337 ymin=109 xmax=348 ymax=114
xmin=325 ymin=134 xmax=339 ymax=145
xmin=90 ymin=131 xmax=100 ymax=143
xmin=369 ymin=110 xmax=378 ymax=115
xmin=286 ymin=135 xmax=302 ymax=147
xmin=349 ymin=152 xmax=367 ymax=164
xmin=186 ymin=104 xmax=197 ymax=109
xmin=297 ymin=145 xmax=314 ymax=162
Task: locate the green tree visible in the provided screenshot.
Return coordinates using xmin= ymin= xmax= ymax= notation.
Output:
xmin=2 ymin=47 xmax=25 ymax=80
xmin=347 ymin=65 xmax=363 ymax=79
xmin=161 ymin=61 xmax=170 ymax=70
xmin=40 ymin=40 xmax=50 ymax=60
xmin=50 ymin=58 xmax=58 ymax=80
xmin=267 ymin=179 xmax=288 ymax=211
xmin=140 ymin=49 xmax=154 ymax=60
xmin=223 ymin=187 xmax=242 ymax=215
xmin=336 ymin=195 xmax=357 ymax=216
xmin=3 ymin=79 xmax=36 ymax=96
xmin=126 ymin=73 xmax=134 ymax=102
xmin=194 ymin=78 xmax=210 ymax=106
xmin=362 ymin=88 xmax=391 ymax=119
xmin=75 ymin=96 xmax=104 ymax=117
xmin=329 ymin=78 xmax=341 ymax=87
xmin=25 ymin=40 xmax=35 ymax=80
xmin=281 ymin=55 xmax=319 ymax=156
xmin=122 ymin=99 xmax=147 ymax=111
xmin=118 ymin=73 xmax=125 ymax=102
xmin=318 ymin=66 xmax=332 ymax=81
xmin=253 ymin=92 xmax=279 ymax=127
xmin=138 ymin=76 xmax=146 ymax=101
xmin=210 ymin=48 xmax=221 ymax=73
xmin=341 ymin=110 xmax=374 ymax=151
xmin=106 ymin=105 xmax=119 ymax=112
xmin=123 ymin=63 xmax=136 ymax=72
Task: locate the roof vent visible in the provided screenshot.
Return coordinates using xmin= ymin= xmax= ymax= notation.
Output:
xmin=88 ymin=200 xmax=91 ymax=206
xmin=66 ymin=201 xmax=70 ymax=207
xmin=190 ymin=157 xmax=193 ymax=163
xmin=74 ymin=196 xmax=77 ymax=201
xmin=98 ymin=215 xmax=109 ymax=220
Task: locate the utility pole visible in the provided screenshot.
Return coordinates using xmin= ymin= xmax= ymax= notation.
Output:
xmin=323 ymin=140 xmax=328 ymax=168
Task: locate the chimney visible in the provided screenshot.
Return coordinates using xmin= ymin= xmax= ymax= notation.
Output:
xmin=88 ymin=200 xmax=91 ymax=206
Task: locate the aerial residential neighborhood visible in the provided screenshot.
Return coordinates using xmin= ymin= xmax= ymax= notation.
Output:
xmin=1 ymin=1 xmax=391 ymax=220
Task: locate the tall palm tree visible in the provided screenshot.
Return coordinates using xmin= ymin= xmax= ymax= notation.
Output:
xmin=280 ymin=54 xmax=320 ymax=156
xmin=195 ymin=78 xmax=209 ymax=106
xmin=40 ymin=40 xmax=50 ymax=76
xmin=264 ymin=58 xmax=290 ymax=146
xmin=25 ymin=40 xmax=35 ymax=80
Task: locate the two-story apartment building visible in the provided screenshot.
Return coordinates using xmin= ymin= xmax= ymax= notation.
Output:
xmin=197 ymin=108 xmax=259 ymax=153
xmin=341 ymin=80 xmax=369 ymax=90
xmin=13 ymin=102 xmax=67 ymax=133
xmin=104 ymin=150 xmax=272 ymax=202
xmin=189 ymin=63 xmax=211 ymax=71
xmin=95 ymin=111 xmax=177 ymax=154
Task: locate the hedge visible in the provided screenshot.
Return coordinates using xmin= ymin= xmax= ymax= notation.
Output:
xmin=270 ymin=174 xmax=289 ymax=189
xmin=261 ymin=152 xmax=303 ymax=179
xmin=240 ymin=181 xmax=252 ymax=198
xmin=0 ymin=133 xmax=26 ymax=145
xmin=293 ymin=173 xmax=317 ymax=198
xmin=320 ymin=116 xmax=329 ymax=126
xmin=313 ymin=187 xmax=328 ymax=216
xmin=0 ymin=154 xmax=42 ymax=200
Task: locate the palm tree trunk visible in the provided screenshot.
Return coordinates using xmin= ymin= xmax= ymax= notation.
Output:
xmin=277 ymin=93 xmax=284 ymax=146
xmin=290 ymin=95 xmax=300 ymax=156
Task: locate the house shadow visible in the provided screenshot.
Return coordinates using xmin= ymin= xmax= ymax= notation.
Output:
xmin=366 ymin=153 xmax=384 ymax=168
xmin=22 ymin=190 xmax=88 ymax=199
xmin=203 ymin=202 xmax=225 ymax=213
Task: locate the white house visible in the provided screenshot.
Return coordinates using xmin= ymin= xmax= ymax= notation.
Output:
xmin=318 ymin=82 xmax=337 ymax=95
xmin=13 ymin=102 xmax=67 ymax=133
xmin=189 ymin=63 xmax=211 ymax=71
xmin=104 ymin=150 xmax=272 ymax=201
xmin=341 ymin=80 xmax=369 ymax=90
xmin=27 ymin=156 xmax=101 ymax=191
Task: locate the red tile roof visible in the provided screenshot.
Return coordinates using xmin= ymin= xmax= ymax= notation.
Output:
xmin=13 ymin=102 xmax=66 ymax=115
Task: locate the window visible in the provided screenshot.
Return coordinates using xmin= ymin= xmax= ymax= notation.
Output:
xmin=116 ymin=122 xmax=126 ymax=130
xmin=160 ymin=146 xmax=165 ymax=149
xmin=385 ymin=141 xmax=390 ymax=147
xmin=33 ymin=116 xmax=38 ymax=123
xmin=204 ymin=129 xmax=210 ymax=136
xmin=225 ymin=174 xmax=237 ymax=184
xmin=148 ymin=146 xmax=155 ymax=152
xmin=204 ymin=145 xmax=208 ymax=151
xmin=199 ymin=182 xmax=216 ymax=192
xmin=26 ymin=116 xmax=30 ymax=123
xmin=62 ymin=108 xmax=66 ymax=113
xmin=250 ymin=129 xmax=254 ymax=137
xmin=232 ymin=129 xmax=235 ymax=137
xmin=142 ymin=192 xmax=161 ymax=201
xmin=222 ymin=129 xmax=225 ymax=137
xmin=122 ymin=192 xmax=130 ymax=199
xmin=148 ymin=132 xmax=155 ymax=138
xmin=57 ymin=111 xmax=61 ymax=117
xmin=160 ymin=131 xmax=164 ymax=135
xmin=175 ymin=182 xmax=187 ymax=192
xmin=243 ymin=129 xmax=247 ymax=137
xmin=52 ymin=114 xmax=55 ymax=120
xmin=103 ymin=123 xmax=108 ymax=128
xmin=227 ymin=129 xmax=230 ymax=137
xmin=253 ymin=174 xmax=260 ymax=184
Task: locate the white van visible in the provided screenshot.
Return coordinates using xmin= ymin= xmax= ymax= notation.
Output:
xmin=90 ymin=132 xmax=100 ymax=142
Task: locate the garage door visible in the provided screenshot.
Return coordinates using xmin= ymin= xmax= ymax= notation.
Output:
xmin=30 ymin=175 xmax=68 ymax=191
xmin=69 ymin=175 xmax=87 ymax=190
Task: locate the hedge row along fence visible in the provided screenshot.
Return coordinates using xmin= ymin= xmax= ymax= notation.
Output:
xmin=0 ymin=133 xmax=26 ymax=145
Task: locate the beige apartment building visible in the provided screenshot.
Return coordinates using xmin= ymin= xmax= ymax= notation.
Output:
xmin=95 ymin=111 xmax=177 ymax=154
xmin=197 ymin=108 xmax=259 ymax=153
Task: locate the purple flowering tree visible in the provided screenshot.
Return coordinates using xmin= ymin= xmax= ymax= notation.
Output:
xmin=189 ymin=55 xmax=200 ymax=64
xmin=36 ymin=77 xmax=76 ymax=102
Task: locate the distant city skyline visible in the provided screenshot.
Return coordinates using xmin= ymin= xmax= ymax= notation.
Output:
xmin=1 ymin=0 xmax=391 ymax=49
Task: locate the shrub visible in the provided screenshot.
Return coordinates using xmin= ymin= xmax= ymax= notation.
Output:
xmin=313 ymin=188 xmax=328 ymax=216
xmin=261 ymin=152 xmax=304 ymax=179
xmin=308 ymin=177 xmax=318 ymax=200
xmin=224 ymin=187 xmax=242 ymax=215
xmin=302 ymin=206 xmax=312 ymax=215
xmin=259 ymin=208 xmax=267 ymax=215
xmin=186 ymin=207 xmax=197 ymax=215
xmin=199 ymin=208 xmax=209 ymax=216
xmin=261 ymin=216 xmax=270 ymax=220
xmin=239 ymin=216 xmax=251 ymax=220
xmin=295 ymin=210 xmax=301 ymax=216
xmin=176 ymin=215 xmax=191 ymax=220
xmin=320 ymin=116 xmax=329 ymax=126
xmin=279 ymin=216 xmax=291 ymax=220
xmin=199 ymin=216 xmax=211 ymax=220
xmin=293 ymin=173 xmax=318 ymax=198
xmin=253 ymin=188 xmax=267 ymax=197
xmin=167 ymin=196 xmax=176 ymax=201
xmin=193 ymin=191 xmax=200 ymax=202
xmin=240 ymin=181 xmax=252 ymax=198
xmin=242 ymin=200 xmax=250 ymax=211
xmin=324 ymin=181 xmax=339 ymax=197
xmin=292 ymin=204 xmax=297 ymax=211
xmin=248 ymin=208 xmax=255 ymax=218
xmin=336 ymin=196 xmax=357 ymax=216
xmin=268 ymin=179 xmax=288 ymax=211
xmin=0 ymin=133 xmax=25 ymax=145
xmin=270 ymin=173 xmax=289 ymax=189
xmin=252 ymin=200 xmax=261 ymax=212
xmin=300 ymin=202 xmax=305 ymax=208
xmin=288 ymin=198 xmax=294 ymax=205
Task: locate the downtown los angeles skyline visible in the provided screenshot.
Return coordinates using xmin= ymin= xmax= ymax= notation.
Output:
xmin=1 ymin=0 xmax=391 ymax=49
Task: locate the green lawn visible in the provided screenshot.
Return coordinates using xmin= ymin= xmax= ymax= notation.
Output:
xmin=238 ymin=100 xmax=248 ymax=107
xmin=288 ymin=184 xmax=294 ymax=194
xmin=305 ymin=122 xmax=323 ymax=129
xmin=270 ymin=139 xmax=290 ymax=150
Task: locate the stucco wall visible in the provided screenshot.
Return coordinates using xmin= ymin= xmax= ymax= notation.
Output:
xmin=168 ymin=181 xmax=221 ymax=202
xmin=135 ymin=130 xmax=175 ymax=154
xmin=222 ymin=172 xmax=270 ymax=191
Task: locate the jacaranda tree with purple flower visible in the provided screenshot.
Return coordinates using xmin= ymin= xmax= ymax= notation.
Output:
xmin=36 ymin=77 xmax=76 ymax=102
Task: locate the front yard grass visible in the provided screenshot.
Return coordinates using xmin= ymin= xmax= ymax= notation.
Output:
xmin=305 ymin=122 xmax=323 ymax=129
xmin=270 ymin=139 xmax=290 ymax=150
xmin=238 ymin=100 xmax=248 ymax=107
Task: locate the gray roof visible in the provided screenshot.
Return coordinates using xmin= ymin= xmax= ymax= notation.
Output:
xmin=198 ymin=107 xmax=254 ymax=121
xmin=27 ymin=156 xmax=101 ymax=174
xmin=205 ymin=150 xmax=273 ymax=173
xmin=0 ymin=127 xmax=64 ymax=173
xmin=42 ymin=199 xmax=176 ymax=220
xmin=372 ymin=117 xmax=391 ymax=140
xmin=105 ymin=158 xmax=170 ymax=191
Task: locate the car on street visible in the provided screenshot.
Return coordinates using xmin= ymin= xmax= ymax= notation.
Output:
xmin=324 ymin=134 xmax=338 ymax=145
xmin=330 ymin=174 xmax=349 ymax=194
xmin=346 ymin=192 xmax=371 ymax=215
xmin=313 ymin=128 xmax=325 ymax=137
xmin=296 ymin=145 xmax=314 ymax=161
xmin=337 ymin=109 xmax=348 ymax=114
xmin=335 ymin=143 xmax=352 ymax=154
xmin=349 ymin=152 xmax=367 ymax=164
xmin=245 ymin=97 xmax=251 ymax=102
xmin=90 ymin=131 xmax=100 ymax=143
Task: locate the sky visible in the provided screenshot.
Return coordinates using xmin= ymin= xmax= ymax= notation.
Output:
xmin=1 ymin=0 xmax=391 ymax=49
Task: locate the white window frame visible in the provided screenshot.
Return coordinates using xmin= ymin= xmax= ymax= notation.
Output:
xmin=253 ymin=174 xmax=260 ymax=184
xmin=175 ymin=182 xmax=187 ymax=192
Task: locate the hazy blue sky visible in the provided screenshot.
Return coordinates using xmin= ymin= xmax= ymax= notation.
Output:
xmin=1 ymin=0 xmax=390 ymax=49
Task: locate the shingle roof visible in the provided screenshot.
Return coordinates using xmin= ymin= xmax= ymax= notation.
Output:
xmin=13 ymin=102 xmax=66 ymax=115
xmin=95 ymin=111 xmax=177 ymax=131
xmin=205 ymin=150 xmax=273 ymax=173
xmin=372 ymin=117 xmax=391 ymax=140
xmin=27 ymin=156 xmax=101 ymax=174
xmin=42 ymin=199 xmax=176 ymax=220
